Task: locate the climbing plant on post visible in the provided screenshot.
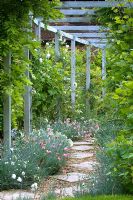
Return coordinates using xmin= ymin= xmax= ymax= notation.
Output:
xmin=3 ymin=53 xmax=12 ymax=157
xmin=24 ymin=13 xmax=33 ymax=135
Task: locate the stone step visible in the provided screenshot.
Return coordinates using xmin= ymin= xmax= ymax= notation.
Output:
xmin=70 ymin=152 xmax=94 ymax=159
xmin=71 ymin=145 xmax=94 ymax=151
xmin=73 ymin=141 xmax=94 ymax=146
xmin=55 ymin=186 xmax=80 ymax=197
xmin=0 ymin=191 xmax=34 ymax=200
xmin=70 ymin=161 xmax=97 ymax=171
xmin=53 ymin=172 xmax=89 ymax=183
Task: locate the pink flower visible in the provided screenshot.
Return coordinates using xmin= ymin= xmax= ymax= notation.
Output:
xmin=95 ymin=124 xmax=100 ymax=130
xmin=63 ymin=154 xmax=69 ymax=157
xmin=40 ymin=142 xmax=45 ymax=149
xmin=58 ymin=157 xmax=61 ymax=161
xmin=64 ymin=147 xmax=70 ymax=151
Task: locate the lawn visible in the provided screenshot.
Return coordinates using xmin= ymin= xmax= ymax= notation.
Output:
xmin=61 ymin=195 xmax=133 ymax=200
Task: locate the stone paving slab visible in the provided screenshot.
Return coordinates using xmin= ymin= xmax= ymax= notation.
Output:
xmin=55 ymin=186 xmax=80 ymax=197
xmin=70 ymin=161 xmax=97 ymax=171
xmin=70 ymin=152 xmax=94 ymax=159
xmin=0 ymin=191 xmax=34 ymax=200
xmin=73 ymin=141 xmax=93 ymax=145
xmin=71 ymin=145 xmax=94 ymax=151
xmin=54 ymin=172 xmax=89 ymax=183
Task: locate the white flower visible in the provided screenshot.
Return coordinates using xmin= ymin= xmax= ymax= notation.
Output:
xmin=68 ymin=139 xmax=73 ymax=147
xmin=5 ymin=162 xmax=9 ymax=164
xmin=22 ymin=171 xmax=25 ymax=176
xmin=46 ymin=42 xmax=49 ymax=46
xmin=11 ymin=161 xmax=15 ymax=165
xmin=46 ymin=52 xmax=51 ymax=59
xmin=32 ymin=38 xmax=37 ymax=42
xmin=39 ymin=58 xmax=43 ymax=63
xmin=66 ymin=44 xmax=69 ymax=48
xmin=31 ymin=182 xmax=38 ymax=191
xmin=12 ymin=174 xmax=16 ymax=179
xmin=17 ymin=177 xmax=22 ymax=182
xmin=10 ymin=148 xmax=14 ymax=152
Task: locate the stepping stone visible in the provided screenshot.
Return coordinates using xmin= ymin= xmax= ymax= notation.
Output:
xmin=71 ymin=145 xmax=94 ymax=151
xmin=73 ymin=141 xmax=93 ymax=145
xmin=54 ymin=172 xmax=89 ymax=183
xmin=0 ymin=191 xmax=34 ymax=200
xmin=86 ymin=139 xmax=95 ymax=143
xmin=55 ymin=186 xmax=80 ymax=197
xmin=70 ymin=161 xmax=97 ymax=171
xmin=70 ymin=152 xmax=94 ymax=159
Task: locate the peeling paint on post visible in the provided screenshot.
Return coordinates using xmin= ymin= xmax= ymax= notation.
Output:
xmin=102 ymin=48 xmax=106 ymax=96
xmin=71 ymin=37 xmax=76 ymax=110
xmin=3 ymin=52 xmax=11 ymax=157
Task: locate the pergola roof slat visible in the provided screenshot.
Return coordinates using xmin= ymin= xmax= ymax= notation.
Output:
xmin=58 ymin=1 xmax=132 ymax=8
xmin=71 ymin=32 xmax=106 ymax=38
xmin=60 ymin=9 xmax=95 ymax=15
xmin=50 ymin=17 xmax=91 ymax=23
xmin=52 ymin=25 xmax=107 ymax=31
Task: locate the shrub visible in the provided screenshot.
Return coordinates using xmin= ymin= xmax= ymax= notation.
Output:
xmin=0 ymin=129 xmax=73 ymax=190
xmin=107 ymin=135 xmax=133 ymax=194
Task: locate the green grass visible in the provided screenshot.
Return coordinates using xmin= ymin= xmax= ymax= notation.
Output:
xmin=60 ymin=195 xmax=133 ymax=200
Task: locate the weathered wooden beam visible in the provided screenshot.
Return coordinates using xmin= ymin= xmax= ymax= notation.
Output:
xmin=52 ymin=25 xmax=105 ymax=31
xmin=102 ymin=48 xmax=106 ymax=96
xmin=86 ymin=46 xmax=91 ymax=90
xmin=3 ymin=52 xmax=12 ymax=157
xmin=55 ymin=32 xmax=60 ymax=59
xmin=50 ymin=17 xmax=90 ymax=23
xmin=24 ymin=14 xmax=32 ymax=135
xmin=86 ymin=38 xmax=107 ymax=43
xmin=35 ymin=21 xmax=41 ymax=41
xmin=71 ymin=38 xmax=76 ymax=110
xmin=24 ymin=49 xmax=31 ymax=134
xmin=58 ymin=1 xmax=133 ymax=8
xmin=71 ymin=32 xmax=106 ymax=38
xmin=60 ymin=9 xmax=95 ymax=15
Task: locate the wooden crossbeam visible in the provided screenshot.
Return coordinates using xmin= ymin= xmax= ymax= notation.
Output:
xmin=71 ymin=32 xmax=106 ymax=38
xmin=60 ymin=9 xmax=95 ymax=15
xmin=58 ymin=1 xmax=133 ymax=8
xmin=50 ymin=17 xmax=90 ymax=23
xmin=51 ymin=26 xmax=106 ymax=31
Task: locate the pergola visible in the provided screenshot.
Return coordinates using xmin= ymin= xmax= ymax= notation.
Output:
xmin=3 ymin=1 xmax=132 ymax=155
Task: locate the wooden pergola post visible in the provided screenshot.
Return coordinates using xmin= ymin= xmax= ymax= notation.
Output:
xmin=86 ymin=45 xmax=91 ymax=90
xmin=24 ymin=48 xmax=31 ymax=134
xmin=102 ymin=48 xmax=106 ymax=96
xmin=71 ymin=37 xmax=76 ymax=110
xmin=86 ymin=45 xmax=91 ymax=115
xmin=24 ymin=13 xmax=32 ymax=134
xmin=55 ymin=31 xmax=60 ymax=60
xmin=55 ymin=32 xmax=61 ymax=119
xmin=3 ymin=52 xmax=12 ymax=157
